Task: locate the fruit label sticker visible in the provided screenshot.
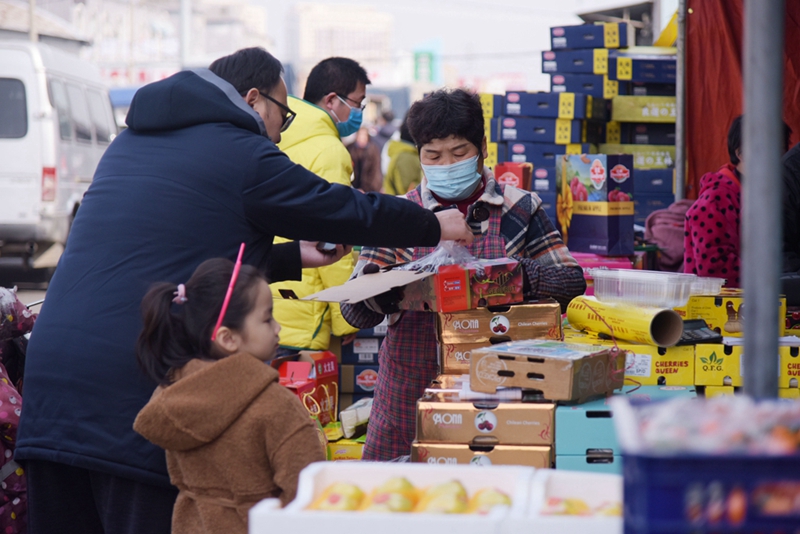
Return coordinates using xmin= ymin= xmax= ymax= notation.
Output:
xmin=593 ymin=48 xmax=609 ymax=74
xmin=616 ymin=57 xmax=633 ymax=80
xmin=470 ymin=456 xmax=492 ymax=466
xmin=603 ymin=22 xmax=620 ymax=48
xmin=625 ymin=352 xmax=652 ymax=377
xmin=558 ymin=93 xmax=575 ymax=119
xmin=490 ymin=316 xmax=510 ymax=335
xmin=609 ymin=164 xmax=630 ymax=183
xmin=589 ymin=159 xmax=607 ymax=189
xmin=355 ymin=369 xmax=378 ymax=391
xmin=555 ymin=119 xmax=573 ymax=144
xmin=474 ymin=411 xmax=498 ymax=433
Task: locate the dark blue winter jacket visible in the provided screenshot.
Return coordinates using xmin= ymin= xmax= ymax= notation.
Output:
xmin=15 ymin=69 xmax=440 ymax=486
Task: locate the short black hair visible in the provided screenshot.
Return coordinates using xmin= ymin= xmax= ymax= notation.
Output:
xmin=209 ymin=47 xmax=283 ymax=95
xmin=303 ymin=57 xmax=370 ymax=104
xmin=399 ymin=115 xmax=414 ymax=144
xmin=406 ymin=89 xmax=484 ymax=151
xmin=728 ymin=114 xmax=793 ymax=165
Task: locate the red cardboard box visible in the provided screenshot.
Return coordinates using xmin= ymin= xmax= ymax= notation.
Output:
xmin=494 ymin=162 xmax=533 ymax=190
xmin=279 ymin=351 xmax=339 ymax=425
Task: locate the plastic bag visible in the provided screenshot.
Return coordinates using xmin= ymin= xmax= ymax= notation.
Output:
xmin=0 ymin=288 xmax=36 ymax=341
xmin=397 ymin=241 xmax=476 ymax=273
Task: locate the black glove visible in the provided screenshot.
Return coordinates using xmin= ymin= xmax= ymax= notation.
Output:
xmin=361 ymin=263 xmax=405 ymax=314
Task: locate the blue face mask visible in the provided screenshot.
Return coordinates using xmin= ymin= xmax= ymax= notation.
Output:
xmin=422 ymin=155 xmax=483 ymax=201
xmin=334 ymin=95 xmax=363 ymax=138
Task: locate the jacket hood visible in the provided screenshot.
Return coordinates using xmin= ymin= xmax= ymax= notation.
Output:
xmin=387 ymin=138 xmax=417 ymax=158
xmin=134 ymin=353 xmax=277 ymax=451
xmin=277 ymin=96 xmax=339 ymax=151
xmin=699 ymin=163 xmax=741 ymax=196
xmin=126 ymin=69 xmax=267 ymax=137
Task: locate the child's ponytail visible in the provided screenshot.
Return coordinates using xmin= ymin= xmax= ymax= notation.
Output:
xmin=136 ymin=258 xmax=267 ymax=385
xmin=137 ymin=283 xmax=194 ymax=385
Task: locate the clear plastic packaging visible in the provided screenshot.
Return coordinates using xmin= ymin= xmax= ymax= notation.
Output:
xmin=690 ymin=276 xmax=726 ymax=295
xmin=586 ymin=269 xmax=696 ymax=308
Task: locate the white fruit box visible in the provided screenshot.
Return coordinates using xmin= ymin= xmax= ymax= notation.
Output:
xmin=249 ymin=461 xmax=534 ymax=534
xmin=501 ymin=469 xmax=622 ymax=534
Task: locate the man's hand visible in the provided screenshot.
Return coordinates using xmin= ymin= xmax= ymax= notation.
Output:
xmin=299 ymin=241 xmax=353 ymax=268
xmin=436 ymin=209 xmax=474 ymax=245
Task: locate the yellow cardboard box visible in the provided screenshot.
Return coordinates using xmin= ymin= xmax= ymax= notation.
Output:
xmin=687 ymin=290 xmax=786 ymax=337
xmin=598 ymin=144 xmax=675 ymax=169
xmin=695 ymin=344 xmax=742 ymax=386
xmin=327 ymin=439 xmax=364 ymax=461
xmin=619 ymin=342 xmax=695 ymax=386
xmin=705 ymin=385 xmax=736 ymax=398
xmin=611 ymin=96 xmax=676 ymax=123
xmin=779 ymin=388 xmax=800 ymax=399
xmin=779 ymin=345 xmax=800 ymax=388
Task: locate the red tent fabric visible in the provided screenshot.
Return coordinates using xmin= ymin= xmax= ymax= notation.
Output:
xmin=685 ymin=0 xmax=800 ymax=199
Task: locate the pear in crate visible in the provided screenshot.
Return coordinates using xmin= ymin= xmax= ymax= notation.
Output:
xmin=312 ymin=482 xmax=365 ymax=511
xmin=415 ymin=481 xmax=468 ymax=514
xmin=364 ymin=477 xmax=418 ymax=512
xmin=468 ymin=488 xmax=512 ymax=515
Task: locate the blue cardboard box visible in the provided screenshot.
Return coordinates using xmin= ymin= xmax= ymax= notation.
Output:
xmin=608 ymin=55 xmax=677 ymax=84
xmin=555 ymin=385 xmax=697 ymax=456
xmin=340 ymin=337 xmax=382 ymax=365
xmin=550 ymin=22 xmax=628 ymax=50
xmin=634 ymin=193 xmax=675 ymax=225
xmin=498 ymin=117 xmax=583 ymax=144
xmin=556 ymin=455 xmax=622 ymax=474
xmin=504 ymin=142 xmax=592 ymax=167
xmin=620 ymin=122 xmax=676 ymax=145
xmin=531 ymin=167 xmax=557 ymax=192
xmin=339 ymin=364 xmax=380 ymax=394
xmin=551 ymin=74 xmax=628 ymax=99
xmin=555 ymin=154 xmax=635 ymax=256
xmin=634 ymin=169 xmax=674 ymax=194
xmin=504 ymin=91 xmax=589 ymax=120
xmin=479 ymin=93 xmax=503 ymax=118
xmin=487 ymin=118 xmax=499 ymax=142
xmin=538 ymin=192 xmax=556 ymax=220
xmin=626 ymin=82 xmax=677 ymax=96
xmin=541 ymin=49 xmax=609 ymax=75
xmin=355 ymin=318 xmax=388 ymax=338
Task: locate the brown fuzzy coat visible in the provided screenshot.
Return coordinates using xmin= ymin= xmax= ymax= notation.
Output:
xmin=134 ymin=353 xmax=326 ymax=534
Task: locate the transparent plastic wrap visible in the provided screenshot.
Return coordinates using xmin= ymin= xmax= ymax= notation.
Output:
xmin=398 ymin=241 xmax=477 ymax=273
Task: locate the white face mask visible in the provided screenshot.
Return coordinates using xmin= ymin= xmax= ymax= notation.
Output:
xmin=422 ymin=155 xmax=482 ymax=201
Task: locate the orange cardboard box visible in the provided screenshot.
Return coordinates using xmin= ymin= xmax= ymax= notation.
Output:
xmin=439 ymin=341 xmax=492 ymax=375
xmin=685 ymin=289 xmax=786 ymax=337
xmin=416 ymin=392 xmax=554 ymax=445
xmin=469 ymin=340 xmax=625 ymax=402
xmin=437 ymin=300 xmax=562 ymax=343
xmin=411 ymin=442 xmax=552 ymax=467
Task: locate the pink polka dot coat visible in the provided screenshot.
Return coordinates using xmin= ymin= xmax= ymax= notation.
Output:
xmin=684 ymin=163 xmax=742 ymax=287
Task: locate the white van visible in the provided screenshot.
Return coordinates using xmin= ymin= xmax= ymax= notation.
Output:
xmin=0 ymin=41 xmax=116 ymax=266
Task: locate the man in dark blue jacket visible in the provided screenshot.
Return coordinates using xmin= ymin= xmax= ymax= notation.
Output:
xmin=16 ymin=48 xmax=471 ymax=534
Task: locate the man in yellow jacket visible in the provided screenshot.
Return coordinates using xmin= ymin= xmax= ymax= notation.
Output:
xmin=272 ymin=57 xmax=370 ymax=353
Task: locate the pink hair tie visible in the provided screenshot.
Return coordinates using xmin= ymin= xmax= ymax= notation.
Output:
xmin=173 ymin=284 xmax=188 ymax=304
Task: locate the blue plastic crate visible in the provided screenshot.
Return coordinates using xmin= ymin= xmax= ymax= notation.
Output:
xmin=624 ymin=453 xmax=800 ymax=533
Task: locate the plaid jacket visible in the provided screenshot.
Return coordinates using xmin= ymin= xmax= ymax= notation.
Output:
xmin=341 ymin=171 xmax=586 ymax=460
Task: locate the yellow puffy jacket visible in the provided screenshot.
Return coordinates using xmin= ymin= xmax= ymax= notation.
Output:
xmin=271 ymin=96 xmax=358 ymax=350
xmin=383 ymin=139 xmax=422 ymax=196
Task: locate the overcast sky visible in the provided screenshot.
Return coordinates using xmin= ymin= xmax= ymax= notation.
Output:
xmin=254 ymin=0 xmax=674 ymax=90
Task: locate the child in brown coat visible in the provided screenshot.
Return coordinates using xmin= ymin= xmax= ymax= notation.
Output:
xmin=133 ymin=257 xmax=326 ymax=534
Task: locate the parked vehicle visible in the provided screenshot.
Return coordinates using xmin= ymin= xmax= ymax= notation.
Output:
xmin=0 ymin=41 xmax=116 ymax=268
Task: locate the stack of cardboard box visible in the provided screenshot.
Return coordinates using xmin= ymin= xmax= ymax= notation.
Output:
xmin=339 ymin=318 xmax=387 ymax=411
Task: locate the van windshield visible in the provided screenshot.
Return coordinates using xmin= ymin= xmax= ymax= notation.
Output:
xmin=0 ymin=78 xmax=27 ymax=139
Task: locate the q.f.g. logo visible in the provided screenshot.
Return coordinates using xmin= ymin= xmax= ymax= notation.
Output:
xmin=700 ymin=351 xmax=725 ymax=372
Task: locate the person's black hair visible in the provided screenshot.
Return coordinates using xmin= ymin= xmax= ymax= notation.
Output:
xmin=399 ymin=115 xmax=414 ymax=144
xmin=209 ymin=47 xmax=284 ymax=95
xmin=728 ymin=115 xmax=793 ymax=165
xmin=303 ymin=57 xmax=370 ymax=104
xmin=406 ymin=89 xmax=484 ymax=152
xmin=136 ymin=258 xmax=267 ymax=386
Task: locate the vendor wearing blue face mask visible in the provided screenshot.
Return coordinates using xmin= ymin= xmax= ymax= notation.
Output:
xmin=341 ymin=89 xmax=587 ymax=461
